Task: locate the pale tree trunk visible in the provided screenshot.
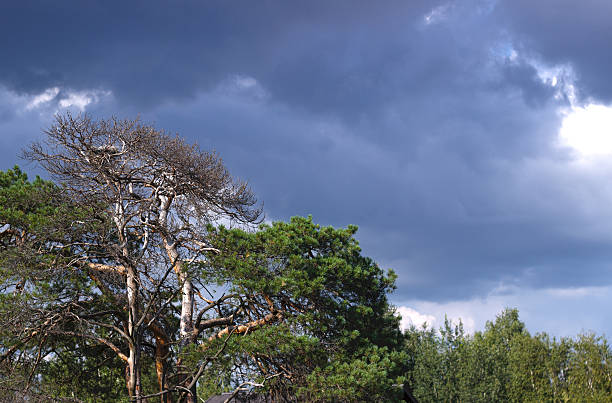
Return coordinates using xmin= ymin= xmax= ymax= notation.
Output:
xmin=169 ymin=248 xmax=197 ymax=403
xmin=180 ymin=274 xmax=194 ymax=340
xmin=126 ymin=267 xmax=143 ymax=401
xmin=116 ymin=197 xmax=143 ymax=402
xmin=158 ymin=196 xmax=194 ymax=340
xmin=180 ymin=270 xmax=196 ymax=403
xmin=169 ymin=254 xmax=194 ymax=341
xmin=158 ymin=196 xmax=197 ymax=403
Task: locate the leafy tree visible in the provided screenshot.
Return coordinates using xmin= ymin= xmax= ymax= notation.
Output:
xmin=566 ymin=332 xmax=612 ymax=400
xmin=403 ymin=308 xmax=612 ymax=402
xmin=507 ymin=331 xmax=558 ymax=401
xmin=403 ymin=324 xmax=446 ymax=401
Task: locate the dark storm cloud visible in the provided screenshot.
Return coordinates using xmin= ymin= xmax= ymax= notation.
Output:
xmin=129 ymin=76 xmax=584 ymax=302
xmin=0 ymin=0 xmax=442 ymax=109
xmin=499 ymin=62 xmax=557 ymax=107
xmin=2 ymin=0 xmax=612 ymax=304
xmin=495 ymin=0 xmax=612 ymax=103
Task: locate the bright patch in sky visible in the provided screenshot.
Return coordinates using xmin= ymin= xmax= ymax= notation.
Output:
xmin=19 ymin=87 xmax=112 ymax=113
xmin=58 ymin=90 xmax=107 ymax=111
xmin=423 ymin=4 xmax=449 ymax=25
xmin=217 ymin=75 xmax=268 ymax=101
xmin=559 ymin=103 xmax=612 ymax=156
xmin=26 ymin=87 xmax=59 ymax=110
xmin=396 ymin=306 xmax=437 ymax=330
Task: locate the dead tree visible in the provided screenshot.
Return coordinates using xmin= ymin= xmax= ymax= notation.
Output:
xmin=25 ymin=113 xmax=261 ymax=402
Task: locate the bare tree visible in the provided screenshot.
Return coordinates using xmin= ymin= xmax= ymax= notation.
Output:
xmin=25 ymin=113 xmax=261 ymax=402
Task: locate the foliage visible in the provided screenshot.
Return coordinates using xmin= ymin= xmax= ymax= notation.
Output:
xmin=0 ymin=166 xmax=135 ymax=401
xmin=17 ymin=114 xmax=262 ymax=402
xmin=300 ymin=346 xmax=407 ymax=402
xmin=194 ymin=216 xmax=407 ymax=401
xmin=404 ymin=308 xmax=612 ymax=402
xmin=0 ymin=159 xmax=407 ymax=401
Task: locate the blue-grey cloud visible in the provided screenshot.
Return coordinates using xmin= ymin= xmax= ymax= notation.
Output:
xmin=0 ymin=1 xmax=441 ymax=108
xmin=496 ymin=0 xmax=612 ymax=103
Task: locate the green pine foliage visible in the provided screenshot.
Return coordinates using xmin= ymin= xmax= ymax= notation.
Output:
xmin=0 ymin=167 xmax=134 ymax=401
xmin=196 ymin=217 xmax=408 ymax=401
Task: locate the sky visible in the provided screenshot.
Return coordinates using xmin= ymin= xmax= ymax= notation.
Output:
xmin=2 ymin=0 xmax=612 ymax=337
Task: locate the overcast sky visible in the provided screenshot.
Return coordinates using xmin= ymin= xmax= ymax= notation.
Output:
xmin=2 ymin=0 xmax=612 ymax=337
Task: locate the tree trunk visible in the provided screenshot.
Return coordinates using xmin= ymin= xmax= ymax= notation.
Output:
xmin=175 ymin=259 xmax=197 ymax=403
xmin=127 ymin=342 xmax=143 ymax=402
xmin=151 ymin=322 xmax=172 ymax=403
xmin=126 ymin=265 xmax=142 ymax=401
xmin=180 ymin=274 xmax=194 ymax=340
xmin=159 ymin=196 xmax=196 ymax=403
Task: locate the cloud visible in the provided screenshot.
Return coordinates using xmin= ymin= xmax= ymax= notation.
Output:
xmin=495 ymin=0 xmax=612 ymax=103
xmin=0 ymin=85 xmax=113 ymax=171
xmin=559 ymin=103 xmax=612 ymax=157
xmin=217 ymin=75 xmax=269 ymax=101
xmin=399 ymin=284 xmax=612 ymax=336
xmin=422 ymin=2 xmax=453 ymax=26
xmin=0 ymin=1 xmax=444 ymax=109
xmin=396 ymin=306 xmax=437 ymax=330
xmin=26 ymin=87 xmax=59 ymax=110
xmin=123 ymin=74 xmax=597 ymax=304
xmin=121 ymin=29 xmax=612 ymax=302
xmin=57 ymin=91 xmax=93 ymax=111
xmin=20 ymin=87 xmax=111 ymax=113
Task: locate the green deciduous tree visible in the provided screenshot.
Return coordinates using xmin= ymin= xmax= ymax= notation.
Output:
xmin=566 ymin=332 xmax=612 ymax=400
xmin=404 ymin=308 xmax=612 ymax=402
